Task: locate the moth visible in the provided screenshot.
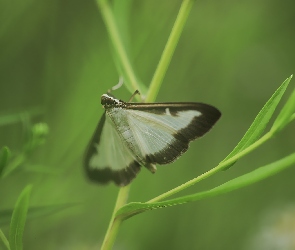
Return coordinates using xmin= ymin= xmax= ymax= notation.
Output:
xmin=84 ymin=87 xmax=221 ymax=186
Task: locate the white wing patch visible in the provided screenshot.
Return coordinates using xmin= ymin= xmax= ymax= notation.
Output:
xmin=89 ymin=115 xmax=136 ymax=171
xmin=106 ymin=108 xmax=201 ymax=161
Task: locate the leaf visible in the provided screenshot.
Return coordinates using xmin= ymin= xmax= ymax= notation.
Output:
xmin=0 ymin=146 xmax=10 ymax=177
xmin=271 ymin=75 xmax=295 ymax=132
xmin=0 ymin=203 xmax=79 ymax=226
xmin=221 ymin=75 xmax=293 ymax=167
xmin=0 ymin=229 xmax=10 ymax=250
xmin=1 ymin=154 xmax=26 ymax=179
xmin=116 ymin=152 xmax=295 ymax=219
xmin=9 ymin=185 xmax=32 ymax=250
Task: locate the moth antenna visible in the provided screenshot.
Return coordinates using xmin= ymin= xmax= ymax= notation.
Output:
xmin=108 ymin=77 xmax=124 ymax=93
xmin=128 ymin=90 xmax=140 ymax=102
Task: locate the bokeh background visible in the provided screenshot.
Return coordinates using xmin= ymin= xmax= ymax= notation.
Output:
xmin=1 ymin=0 xmax=295 ymax=249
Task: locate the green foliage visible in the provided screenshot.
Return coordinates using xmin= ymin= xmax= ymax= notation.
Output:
xmin=117 ymin=153 xmax=295 ymax=218
xmin=97 ymin=0 xmax=144 ymax=95
xmin=98 ymin=1 xmax=198 ymax=248
xmin=271 ymin=76 xmax=295 ymax=132
xmin=0 ymin=229 xmax=10 ymax=250
xmin=115 ymin=76 xmax=295 ymax=218
xmin=94 ymin=1 xmax=295 ymax=249
xmin=0 ymin=98 xmax=73 ymax=250
xmin=9 ymin=185 xmax=32 ymax=250
xmin=221 ymin=75 xmax=293 ymax=166
xmin=1 ymin=0 xmax=295 ymax=249
xmin=1 ymin=120 xmax=49 ymax=178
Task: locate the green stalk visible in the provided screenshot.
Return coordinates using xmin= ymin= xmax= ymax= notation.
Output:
xmin=96 ymin=0 xmax=138 ymax=248
xmin=97 ymin=0 xmax=195 ymax=249
xmin=96 ymin=0 xmax=141 ymax=93
xmin=100 ymin=186 xmax=130 ymax=250
xmin=146 ymin=0 xmax=194 ymax=102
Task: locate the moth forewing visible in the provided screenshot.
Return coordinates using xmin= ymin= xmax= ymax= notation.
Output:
xmin=84 ymin=93 xmax=221 ymax=186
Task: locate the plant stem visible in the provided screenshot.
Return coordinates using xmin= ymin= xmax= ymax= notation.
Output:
xmin=147 ymin=131 xmax=273 ymax=203
xmin=97 ymin=0 xmax=195 ymax=248
xmin=146 ymin=0 xmax=194 ymax=102
xmin=100 ymin=185 xmax=130 ymax=250
xmin=96 ymin=0 xmax=141 ymax=93
xmin=96 ymin=1 xmax=139 ymax=248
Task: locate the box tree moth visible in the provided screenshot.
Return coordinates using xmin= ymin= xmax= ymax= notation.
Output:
xmin=84 ymin=87 xmax=221 ymax=186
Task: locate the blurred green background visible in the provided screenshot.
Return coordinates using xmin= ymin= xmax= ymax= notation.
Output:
xmin=1 ymin=0 xmax=295 ymax=249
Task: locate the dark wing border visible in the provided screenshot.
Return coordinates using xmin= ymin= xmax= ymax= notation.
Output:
xmin=84 ymin=112 xmax=141 ymax=186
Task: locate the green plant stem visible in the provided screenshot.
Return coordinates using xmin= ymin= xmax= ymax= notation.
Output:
xmin=0 ymin=229 xmax=10 ymax=250
xmin=96 ymin=0 xmax=141 ymax=93
xmin=96 ymin=1 xmax=137 ymax=248
xmin=97 ymin=0 xmax=194 ymax=248
xmin=147 ymin=130 xmax=273 ymax=203
xmin=100 ymin=185 xmax=130 ymax=250
xmin=146 ymin=0 xmax=194 ymax=102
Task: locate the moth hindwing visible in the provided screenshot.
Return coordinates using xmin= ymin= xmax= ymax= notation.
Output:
xmin=84 ymin=92 xmax=221 ymax=186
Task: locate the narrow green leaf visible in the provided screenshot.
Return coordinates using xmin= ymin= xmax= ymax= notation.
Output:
xmin=116 ymin=152 xmax=295 ymax=219
xmin=0 ymin=229 xmax=10 ymax=250
xmin=1 ymin=154 xmax=26 ymax=179
xmin=9 ymin=185 xmax=32 ymax=250
xmin=221 ymin=76 xmax=292 ymax=166
xmin=271 ymin=75 xmax=295 ymax=132
xmin=0 ymin=146 xmax=10 ymax=177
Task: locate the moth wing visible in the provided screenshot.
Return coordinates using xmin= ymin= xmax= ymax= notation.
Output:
xmin=123 ymin=103 xmax=221 ymax=164
xmin=85 ymin=103 xmax=221 ymax=186
xmin=84 ymin=113 xmax=141 ymax=186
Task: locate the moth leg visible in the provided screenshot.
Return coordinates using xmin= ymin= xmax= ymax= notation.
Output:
xmin=145 ymin=163 xmax=157 ymax=173
xmin=128 ymin=90 xmax=141 ymax=102
xmin=108 ymin=76 xmax=124 ymax=93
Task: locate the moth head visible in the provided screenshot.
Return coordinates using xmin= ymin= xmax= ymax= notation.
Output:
xmin=101 ymin=94 xmax=123 ymax=108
